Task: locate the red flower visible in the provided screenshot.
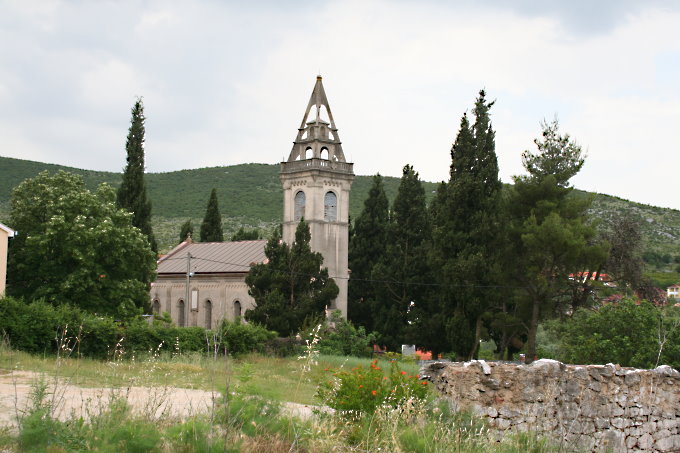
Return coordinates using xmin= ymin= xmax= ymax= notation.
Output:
xmin=371 ymin=390 xmax=377 ymax=396
xmin=359 ymin=385 xmax=363 ymax=388
xmin=421 ymin=381 xmax=428 ymax=385
xmin=400 ymin=371 xmax=407 ymax=375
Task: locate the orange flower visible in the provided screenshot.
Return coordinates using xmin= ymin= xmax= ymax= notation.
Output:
xmin=371 ymin=390 xmax=377 ymax=396
xmin=359 ymin=385 xmax=363 ymax=388
xmin=383 ymin=376 xmax=387 ymax=380
xmin=400 ymin=371 xmax=407 ymax=375
xmin=421 ymin=381 xmax=427 ymax=385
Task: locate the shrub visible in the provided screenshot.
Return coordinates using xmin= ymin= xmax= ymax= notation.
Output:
xmin=219 ymin=319 xmax=276 ymax=356
xmin=318 ymin=359 xmax=429 ymax=416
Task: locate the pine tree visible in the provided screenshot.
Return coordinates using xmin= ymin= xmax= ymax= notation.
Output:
xmin=179 ymin=219 xmax=194 ymax=243
xmin=348 ymin=174 xmax=389 ymax=330
xmin=117 ymin=98 xmax=157 ymax=253
xmin=507 ymin=119 xmax=608 ymax=363
xmin=372 ymin=165 xmax=431 ymax=350
xmin=245 ymin=221 xmax=339 ymax=335
xmin=200 ymin=188 xmax=224 ymax=242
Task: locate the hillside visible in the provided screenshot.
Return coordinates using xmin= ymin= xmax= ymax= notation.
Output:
xmin=1 ymin=156 xmax=678 ymax=273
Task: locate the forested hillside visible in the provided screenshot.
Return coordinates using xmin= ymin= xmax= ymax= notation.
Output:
xmin=1 ymin=156 xmax=678 ymax=274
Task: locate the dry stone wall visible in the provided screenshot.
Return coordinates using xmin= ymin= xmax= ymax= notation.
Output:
xmin=421 ymin=360 xmax=679 ymax=452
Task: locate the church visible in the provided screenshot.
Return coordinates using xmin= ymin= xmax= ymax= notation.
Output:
xmin=150 ymin=77 xmax=354 ymax=328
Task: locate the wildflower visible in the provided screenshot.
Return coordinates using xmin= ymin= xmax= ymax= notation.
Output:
xmin=372 ymin=390 xmax=377 ymax=396
xmin=359 ymin=385 xmax=363 ymax=388
xmin=421 ymin=381 xmax=427 ymax=385
xmin=401 ymin=371 xmax=407 ymax=375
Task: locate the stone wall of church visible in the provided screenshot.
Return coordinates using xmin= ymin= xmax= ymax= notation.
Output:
xmin=420 ymin=360 xmax=680 ymax=452
xmin=150 ymin=274 xmax=255 ymax=329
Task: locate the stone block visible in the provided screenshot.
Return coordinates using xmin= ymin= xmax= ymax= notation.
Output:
xmin=638 ymin=432 xmax=654 ymax=450
xmin=655 ymin=434 xmax=680 ymax=452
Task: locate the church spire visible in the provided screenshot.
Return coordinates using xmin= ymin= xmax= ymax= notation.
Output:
xmin=287 ymin=76 xmax=347 ymax=163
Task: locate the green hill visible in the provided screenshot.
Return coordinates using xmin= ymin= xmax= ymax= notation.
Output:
xmin=1 ymin=156 xmax=678 ymax=276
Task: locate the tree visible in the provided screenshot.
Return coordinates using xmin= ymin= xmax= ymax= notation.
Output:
xmin=507 ymin=119 xmax=608 ymax=363
xmin=245 ymin=220 xmax=338 ymax=335
xmin=117 ymin=98 xmax=157 ymax=253
xmin=429 ymin=91 xmax=503 ymax=360
xmin=8 ymin=171 xmax=156 ymax=318
xmin=200 ymin=188 xmax=224 ymax=242
xmin=179 ymin=219 xmax=194 ymax=243
xmin=231 ymin=227 xmax=260 ymax=241
xmin=348 ymin=174 xmax=389 ymax=331
xmin=372 ymin=165 xmax=431 ymax=350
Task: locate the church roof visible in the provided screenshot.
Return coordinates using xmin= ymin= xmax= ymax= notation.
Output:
xmin=0 ymin=222 xmax=15 ymax=237
xmin=157 ymin=239 xmax=267 ymax=275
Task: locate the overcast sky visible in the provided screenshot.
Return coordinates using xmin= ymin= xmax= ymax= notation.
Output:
xmin=1 ymin=0 xmax=679 ymax=210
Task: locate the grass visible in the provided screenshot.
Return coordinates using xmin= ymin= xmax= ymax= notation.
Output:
xmin=0 ymin=344 xmax=565 ymax=452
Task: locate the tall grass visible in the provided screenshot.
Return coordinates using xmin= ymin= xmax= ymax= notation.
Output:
xmin=0 ymin=340 xmax=566 ymax=452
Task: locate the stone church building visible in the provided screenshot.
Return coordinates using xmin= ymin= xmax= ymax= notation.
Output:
xmin=150 ymin=76 xmax=354 ymax=328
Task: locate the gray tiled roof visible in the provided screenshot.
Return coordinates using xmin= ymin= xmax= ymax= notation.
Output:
xmin=157 ymin=240 xmax=267 ymax=275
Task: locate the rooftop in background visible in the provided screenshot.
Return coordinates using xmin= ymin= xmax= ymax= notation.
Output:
xmin=157 ymin=239 xmax=267 ymax=275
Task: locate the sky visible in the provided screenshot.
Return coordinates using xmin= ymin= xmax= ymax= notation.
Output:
xmin=1 ymin=0 xmax=679 ymax=210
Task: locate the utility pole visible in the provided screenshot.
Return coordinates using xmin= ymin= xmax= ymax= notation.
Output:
xmin=184 ymin=252 xmax=191 ymax=326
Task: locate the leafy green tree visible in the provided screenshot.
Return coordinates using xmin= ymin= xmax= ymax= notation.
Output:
xmin=231 ymin=227 xmax=260 ymax=241
xmin=372 ymin=165 xmax=431 ymax=350
xmin=117 ymin=98 xmax=157 ymax=253
xmin=547 ymin=300 xmax=680 ymax=369
xmin=200 ymin=188 xmax=224 ymax=242
xmin=506 ymin=119 xmax=608 ymax=363
xmin=179 ymin=219 xmax=194 ymax=243
xmin=245 ymin=221 xmax=338 ymax=335
xmin=429 ymin=91 xmax=503 ymax=360
xmin=348 ymin=174 xmax=389 ymax=331
xmin=8 ymin=171 xmax=156 ymax=318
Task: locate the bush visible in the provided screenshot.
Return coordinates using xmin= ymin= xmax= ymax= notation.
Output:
xmin=219 ymin=319 xmax=276 ymax=356
xmin=300 ymin=311 xmax=376 ymax=357
xmin=317 ymin=360 xmax=429 ymax=416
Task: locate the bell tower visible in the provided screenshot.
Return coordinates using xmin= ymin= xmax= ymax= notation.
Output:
xmin=280 ymin=76 xmax=354 ymax=318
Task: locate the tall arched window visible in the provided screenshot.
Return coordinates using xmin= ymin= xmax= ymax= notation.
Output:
xmin=324 ymin=191 xmax=337 ymax=221
xmin=178 ymin=300 xmax=185 ymax=327
xmin=152 ymin=299 xmax=161 ymax=315
xmin=204 ymin=300 xmax=212 ymax=329
xmin=234 ymin=301 xmax=242 ymax=320
xmin=294 ymin=191 xmax=305 ymax=221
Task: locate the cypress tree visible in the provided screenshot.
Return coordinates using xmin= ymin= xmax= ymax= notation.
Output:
xmin=117 ymin=98 xmax=157 ymax=253
xmin=431 ymin=90 xmax=503 ymax=360
xmin=348 ymin=174 xmax=389 ymax=330
xmin=372 ymin=165 xmax=431 ymax=350
xmin=179 ymin=219 xmax=194 ymax=243
xmin=200 ymin=188 xmax=224 ymax=242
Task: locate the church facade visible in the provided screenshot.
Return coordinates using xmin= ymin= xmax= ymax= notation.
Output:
xmin=150 ymin=76 xmax=353 ymax=327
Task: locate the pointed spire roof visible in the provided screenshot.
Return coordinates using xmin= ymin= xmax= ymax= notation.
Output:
xmin=286 ymin=76 xmax=348 ymax=164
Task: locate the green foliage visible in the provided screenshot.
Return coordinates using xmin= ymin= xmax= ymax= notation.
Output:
xmin=231 ymin=226 xmax=260 ymax=241
xmin=219 ymin=319 xmax=276 ymax=356
xmin=245 ymin=222 xmax=339 ymax=335
xmin=372 ymin=165 xmax=431 ymax=350
xmin=543 ymin=300 xmax=680 ymax=369
xmin=429 ymin=90 xmax=503 ymax=360
xmin=117 ymin=98 xmax=157 ymax=253
xmin=506 ymin=120 xmax=608 ymax=362
xmin=8 ymin=171 xmax=156 ymax=318
xmin=317 ymin=359 xmax=429 ymax=416
xmin=303 ymin=312 xmax=377 ymax=357
xmin=348 ymin=174 xmax=390 ymax=331
xmin=179 ymin=219 xmax=194 ymax=243
xmin=200 ymin=188 xmax=224 ymax=242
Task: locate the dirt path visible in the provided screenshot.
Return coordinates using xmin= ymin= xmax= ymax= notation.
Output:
xmin=0 ymin=369 xmax=325 ymax=430
xmin=0 ymin=369 xmax=220 ymax=429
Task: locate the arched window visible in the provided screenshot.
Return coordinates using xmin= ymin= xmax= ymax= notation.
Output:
xmin=178 ymin=300 xmax=185 ymax=327
xmin=234 ymin=301 xmax=242 ymax=320
xmin=152 ymin=299 xmax=161 ymax=315
xmin=320 ymin=147 xmax=329 ymax=160
xmin=294 ymin=191 xmax=305 ymax=221
xmin=324 ymin=191 xmax=337 ymax=221
xmin=204 ymin=300 xmax=212 ymax=329
xmin=305 ymin=147 xmax=313 ymax=159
